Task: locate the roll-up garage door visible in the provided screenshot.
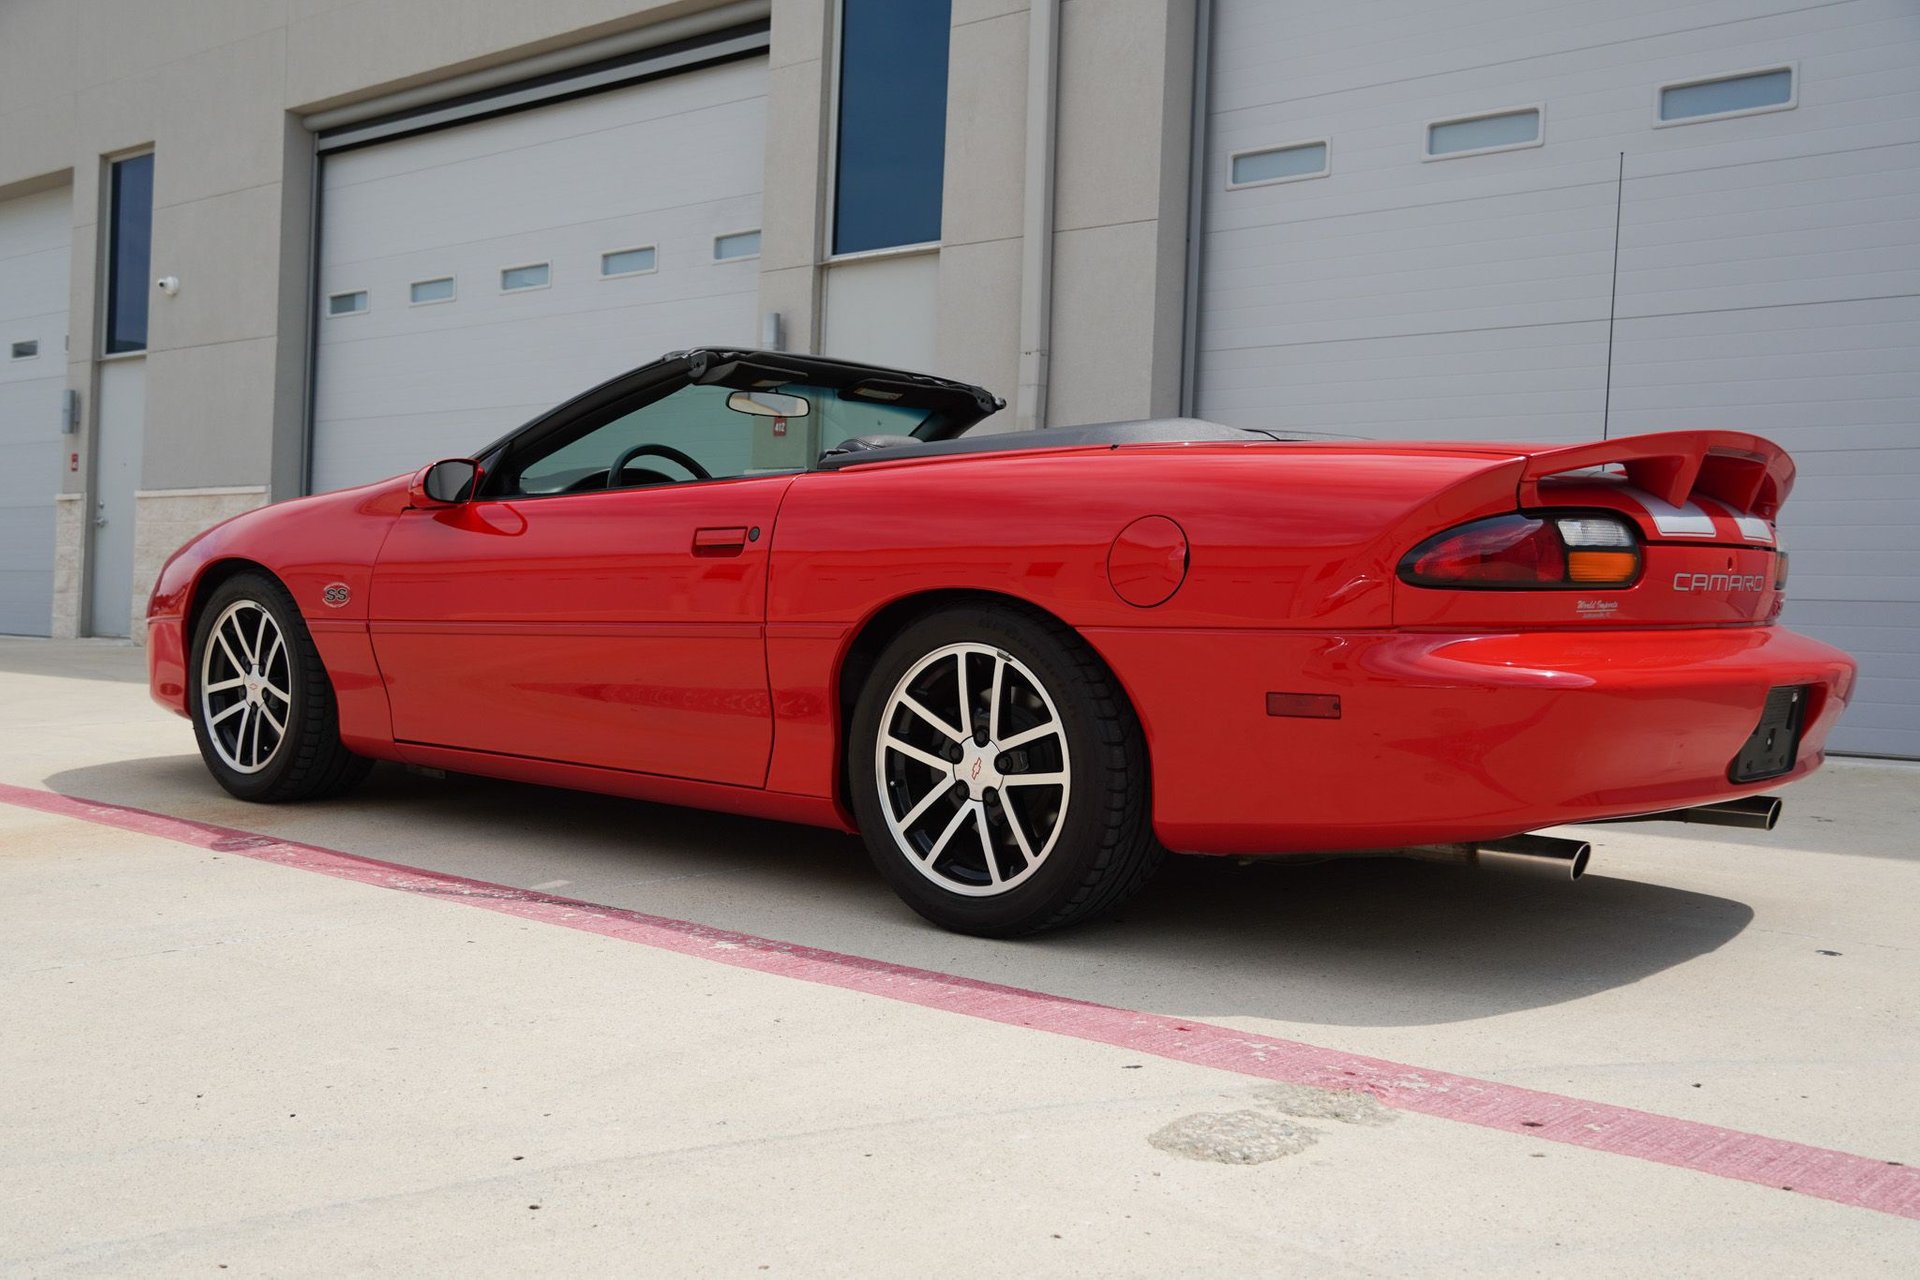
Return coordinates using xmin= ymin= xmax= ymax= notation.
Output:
xmin=0 ymin=184 xmax=70 ymax=636
xmin=1191 ymin=0 xmax=1920 ymax=756
xmin=312 ymin=50 xmax=768 ymax=494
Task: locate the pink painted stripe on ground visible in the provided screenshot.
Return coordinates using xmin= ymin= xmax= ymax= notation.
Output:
xmin=4 ymin=779 xmax=1915 ymax=1221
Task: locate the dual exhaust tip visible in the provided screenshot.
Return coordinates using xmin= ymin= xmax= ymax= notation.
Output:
xmin=1460 ymin=795 xmax=1783 ymax=882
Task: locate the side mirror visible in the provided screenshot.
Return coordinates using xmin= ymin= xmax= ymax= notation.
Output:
xmin=410 ymin=458 xmax=479 ymax=507
xmin=727 ymin=390 xmax=811 ymax=419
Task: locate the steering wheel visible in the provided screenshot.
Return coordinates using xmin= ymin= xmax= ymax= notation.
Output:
xmin=607 ymin=443 xmax=711 ymax=487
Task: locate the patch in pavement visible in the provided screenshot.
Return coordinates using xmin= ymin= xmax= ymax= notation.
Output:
xmin=1150 ymin=1111 xmax=1319 ymax=1165
xmin=1254 ymin=1083 xmax=1397 ymax=1127
xmin=1150 ymin=1085 xmax=1396 ymax=1164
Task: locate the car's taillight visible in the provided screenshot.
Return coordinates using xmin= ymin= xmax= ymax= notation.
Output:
xmin=1400 ymin=513 xmax=1641 ymax=590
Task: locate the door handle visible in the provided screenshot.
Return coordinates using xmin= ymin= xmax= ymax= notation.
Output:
xmin=692 ymin=526 xmax=749 ymax=557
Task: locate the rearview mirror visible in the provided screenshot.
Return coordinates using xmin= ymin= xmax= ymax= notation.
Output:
xmin=411 ymin=458 xmax=479 ymax=507
xmin=727 ymin=390 xmax=811 ymax=419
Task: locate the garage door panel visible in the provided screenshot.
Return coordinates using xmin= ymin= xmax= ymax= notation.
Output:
xmin=325 ymin=107 xmax=767 ymax=256
xmin=321 ymin=217 xmax=761 ymax=350
xmin=321 ymin=97 xmax=765 ymax=273
xmin=1198 ymin=2 xmax=1919 ymax=753
xmin=1213 ymin=14 xmax=1913 ymax=157
xmin=1209 ymin=356 xmax=1605 ymax=411
xmin=320 ymin=287 xmax=757 ymax=418
xmin=0 ymin=185 xmax=68 ymax=636
xmin=313 ymin=55 xmax=767 ymax=494
xmin=1617 ymin=343 xmax=1920 ymax=391
xmin=323 ymin=61 xmax=765 ymax=201
xmin=1616 ymin=294 xmax=1920 ymax=352
xmin=1205 ymin=223 xmax=1613 ymax=299
xmin=1209 ymin=0 xmax=1844 ymax=113
xmin=316 ymin=286 xmax=758 ymax=471
xmin=1784 ymin=600 xmax=1920 ymax=632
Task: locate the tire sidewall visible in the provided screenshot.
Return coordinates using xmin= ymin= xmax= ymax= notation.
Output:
xmin=187 ymin=574 xmax=310 ymax=802
xmin=850 ymin=606 xmax=1131 ymax=935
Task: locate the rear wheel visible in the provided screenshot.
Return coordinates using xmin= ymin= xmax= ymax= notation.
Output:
xmin=188 ymin=571 xmax=372 ymax=803
xmin=849 ymin=605 xmax=1162 ymax=936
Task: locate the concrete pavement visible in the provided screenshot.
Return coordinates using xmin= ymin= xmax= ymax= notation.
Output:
xmin=1 ymin=637 xmax=1915 ymax=1275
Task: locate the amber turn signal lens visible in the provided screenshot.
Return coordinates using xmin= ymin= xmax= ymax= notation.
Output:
xmin=1566 ymin=550 xmax=1639 ymax=584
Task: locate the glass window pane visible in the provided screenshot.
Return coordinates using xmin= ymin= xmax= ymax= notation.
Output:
xmin=714 ymin=230 xmax=761 ymax=261
xmin=11 ymin=340 xmax=39 ymax=359
xmin=105 ymin=153 xmax=154 ymax=353
xmin=501 ymin=263 xmax=550 ymax=291
xmin=410 ymin=277 xmax=455 ymax=304
xmin=832 ymin=0 xmax=952 ymax=255
xmin=1231 ymin=142 xmax=1328 ymax=186
xmin=1661 ymin=69 xmax=1793 ymax=121
xmin=327 ymin=290 xmax=368 ymax=316
xmin=601 ymin=247 xmax=657 ymax=276
xmin=513 ymin=384 xmax=757 ymax=495
xmin=1427 ymin=109 xmax=1540 ymax=156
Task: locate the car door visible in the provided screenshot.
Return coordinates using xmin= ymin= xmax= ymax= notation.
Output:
xmin=367 ymin=380 xmax=796 ymax=788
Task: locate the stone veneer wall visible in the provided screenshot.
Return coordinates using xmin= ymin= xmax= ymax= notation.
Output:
xmin=125 ymin=487 xmax=271 ymax=644
xmin=51 ymin=495 xmax=85 ymax=639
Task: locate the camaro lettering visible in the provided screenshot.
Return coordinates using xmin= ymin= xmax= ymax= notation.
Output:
xmin=1671 ymin=572 xmax=1766 ymax=593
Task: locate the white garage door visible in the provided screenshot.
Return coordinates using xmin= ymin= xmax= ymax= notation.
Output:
xmin=0 ymin=185 xmax=70 ymax=636
xmin=312 ymin=53 xmax=768 ymax=494
xmin=1193 ymin=0 xmax=1920 ymax=757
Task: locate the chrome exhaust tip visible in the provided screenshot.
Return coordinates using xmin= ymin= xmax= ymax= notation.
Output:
xmin=1675 ymin=795 xmax=1782 ymax=830
xmin=1476 ymin=834 xmax=1592 ymax=881
xmin=1595 ymin=795 xmax=1784 ymax=831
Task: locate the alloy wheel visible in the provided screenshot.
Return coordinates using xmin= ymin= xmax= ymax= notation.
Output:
xmin=199 ymin=599 xmax=292 ymax=774
xmin=874 ymin=642 xmax=1072 ymax=897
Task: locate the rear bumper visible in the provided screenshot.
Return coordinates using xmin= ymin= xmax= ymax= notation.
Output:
xmin=1081 ymin=624 xmax=1856 ymax=855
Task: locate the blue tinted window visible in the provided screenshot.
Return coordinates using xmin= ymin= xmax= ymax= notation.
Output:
xmin=106 ymin=153 xmax=154 ymax=353
xmin=1231 ymin=142 xmax=1328 ymax=186
xmin=1427 ymin=109 xmax=1540 ymax=157
xmin=1661 ymin=69 xmax=1793 ymax=122
xmin=500 ymin=263 xmax=550 ymax=291
xmin=833 ymin=0 xmax=951 ymax=255
xmin=714 ymin=230 xmax=762 ymax=261
xmin=601 ymin=247 xmax=657 ymax=276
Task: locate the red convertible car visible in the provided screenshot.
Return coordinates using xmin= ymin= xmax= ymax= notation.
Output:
xmin=148 ymin=348 xmax=1854 ymax=935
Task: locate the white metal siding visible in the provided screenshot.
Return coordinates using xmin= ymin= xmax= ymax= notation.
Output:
xmin=312 ymin=55 xmax=768 ymax=494
xmin=1195 ymin=0 xmax=1920 ymax=756
xmin=0 ymin=186 xmax=70 ymax=636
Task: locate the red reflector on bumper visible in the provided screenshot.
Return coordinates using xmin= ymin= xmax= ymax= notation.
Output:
xmin=1266 ymin=692 xmax=1342 ymax=720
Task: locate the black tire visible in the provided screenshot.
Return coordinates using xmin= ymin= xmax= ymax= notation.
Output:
xmin=187 ymin=571 xmax=373 ymax=803
xmin=849 ymin=604 xmax=1163 ymax=937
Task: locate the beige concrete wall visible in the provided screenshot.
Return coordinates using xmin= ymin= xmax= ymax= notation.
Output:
xmin=1049 ymin=0 xmax=1195 ymax=427
xmin=128 ymin=488 xmax=271 ymax=636
xmin=2 ymin=0 xmax=1200 ymax=636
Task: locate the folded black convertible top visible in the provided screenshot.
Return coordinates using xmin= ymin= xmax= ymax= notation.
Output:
xmin=817 ymin=418 xmax=1289 ymax=470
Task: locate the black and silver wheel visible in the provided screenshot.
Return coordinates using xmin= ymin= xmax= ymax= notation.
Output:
xmin=188 ymin=571 xmax=372 ymax=803
xmin=850 ymin=604 xmax=1162 ymax=936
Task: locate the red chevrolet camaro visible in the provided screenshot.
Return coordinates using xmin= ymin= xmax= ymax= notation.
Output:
xmin=147 ymin=348 xmax=1855 ymax=935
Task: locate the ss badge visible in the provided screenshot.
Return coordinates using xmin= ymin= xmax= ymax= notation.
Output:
xmin=321 ymin=583 xmax=351 ymax=608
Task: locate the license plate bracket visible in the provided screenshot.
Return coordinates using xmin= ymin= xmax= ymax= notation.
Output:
xmin=1728 ymin=685 xmax=1808 ymax=783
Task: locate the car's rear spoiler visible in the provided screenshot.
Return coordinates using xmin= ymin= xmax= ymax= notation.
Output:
xmin=1516 ymin=430 xmax=1795 ymax=519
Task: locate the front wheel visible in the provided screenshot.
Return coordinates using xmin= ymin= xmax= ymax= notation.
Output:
xmin=849 ymin=605 xmax=1162 ymax=937
xmin=188 ymin=571 xmax=372 ymax=803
